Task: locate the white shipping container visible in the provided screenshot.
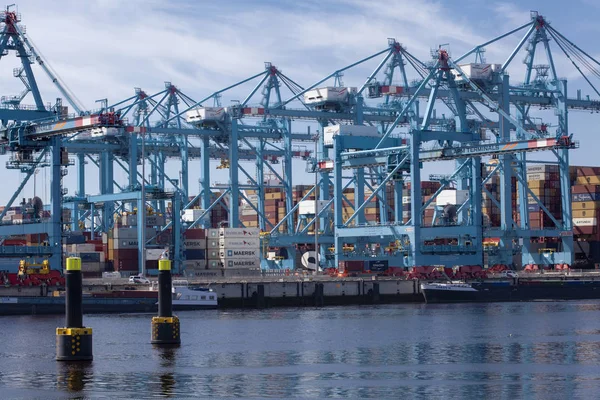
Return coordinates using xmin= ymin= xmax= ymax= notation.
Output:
xmin=241 ymin=207 xmax=258 ymax=216
xmin=182 ymin=209 xmax=206 ymax=223
xmin=323 ymin=124 xmax=379 ymax=146
xmin=122 ymin=214 xmax=166 ymax=226
xmin=526 ymin=172 xmax=552 ymax=181
xmin=1 ymin=216 xmax=11 ymax=222
xmin=72 ymin=243 xmax=96 ymax=252
xmin=81 ymin=262 xmax=103 ymax=272
xmin=146 ymin=248 xmax=168 ymax=260
xmin=90 ymin=127 xmax=120 ymax=137
xmin=113 ymin=239 xmax=139 ymax=249
xmin=206 ymin=259 xmax=222 ymax=269
xmin=573 ymin=218 xmax=597 ymax=226
xmin=526 ymin=164 xmax=558 ymax=174
xmin=298 ymin=200 xmax=329 ymax=215
xmin=113 ymin=227 xmax=137 ymax=239
xmin=222 ymin=268 xmax=261 ymax=278
xmin=436 ymin=190 xmax=469 ymax=206
xmin=182 ymin=260 xmax=207 ymax=270
xmin=185 ymin=106 xmax=226 ymax=123
xmin=218 ymin=228 xmax=260 ymax=238
xmin=183 ymin=240 xmax=206 ymax=249
xmin=206 ymin=249 xmax=220 ymax=260
xmin=113 ymin=227 xmax=157 ymax=239
xmin=219 ymin=248 xmax=260 ymax=259
xmin=207 ymin=229 xmax=220 ymax=239
xmin=303 ymin=86 xmax=356 ymax=104
xmin=5 ymin=210 xmax=16 ymax=216
xmin=453 ymin=63 xmax=493 ymax=82
xmin=218 ymin=238 xmax=260 ymax=248
xmin=221 ymin=258 xmax=261 ymax=269
xmin=102 ymin=272 xmax=121 ymax=279
xmin=206 ymin=239 xmax=221 ymax=249
xmin=402 ymin=196 xmax=411 ymax=205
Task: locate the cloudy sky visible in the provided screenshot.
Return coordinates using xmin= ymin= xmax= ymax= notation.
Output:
xmin=1 ymin=0 xmax=599 ymax=205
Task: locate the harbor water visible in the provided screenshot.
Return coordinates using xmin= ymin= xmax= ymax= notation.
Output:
xmin=2 ymin=302 xmax=600 ymax=398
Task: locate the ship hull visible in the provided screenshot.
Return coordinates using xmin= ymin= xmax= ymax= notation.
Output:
xmin=0 ymin=297 xmax=217 ymax=316
xmin=422 ymin=280 xmax=600 ymax=304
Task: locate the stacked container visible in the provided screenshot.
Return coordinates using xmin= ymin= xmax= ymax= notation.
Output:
xmin=207 ymin=228 xmax=261 ymax=276
xmin=183 ymin=229 xmax=207 ymax=271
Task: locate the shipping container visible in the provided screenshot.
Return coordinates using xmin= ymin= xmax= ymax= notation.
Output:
xmin=573 ymin=217 xmax=597 ymax=226
xmin=184 ymin=249 xmax=206 ymax=260
xmin=298 ymin=200 xmax=329 ymax=215
xmin=452 ymin=63 xmax=497 ymax=82
xmin=182 ymin=209 xmax=206 ymax=223
xmin=206 ymin=249 xmax=220 ymax=260
xmin=323 ymin=124 xmax=379 ymax=146
xmin=183 ymin=239 xmax=206 ymax=249
xmin=182 ymin=260 xmax=207 ymax=270
xmin=221 ymin=258 xmax=261 ymax=269
xmin=573 ymin=201 xmax=600 ymax=210
xmin=303 ymin=87 xmax=356 ymax=105
xmin=218 ymin=237 xmax=260 ymax=248
xmin=218 ymin=228 xmax=260 ymax=238
xmin=184 ymin=228 xmax=207 ymax=240
xmin=219 ymin=248 xmax=260 ymax=259
xmin=436 ymin=190 xmax=468 ymax=205
xmin=366 ymin=260 xmax=389 ymax=272
xmin=185 ymin=106 xmax=226 ymax=122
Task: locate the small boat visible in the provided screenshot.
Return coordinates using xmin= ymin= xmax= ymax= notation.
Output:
xmin=421 ymin=278 xmax=600 ymax=304
xmin=0 ymin=280 xmax=218 ymax=316
xmin=170 ymin=280 xmax=218 ymax=310
xmin=421 ymin=282 xmax=479 ymax=303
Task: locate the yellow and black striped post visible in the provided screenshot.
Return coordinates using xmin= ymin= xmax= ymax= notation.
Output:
xmin=151 ymin=259 xmax=180 ymax=345
xmin=57 ymin=257 xmax=93 ymax=361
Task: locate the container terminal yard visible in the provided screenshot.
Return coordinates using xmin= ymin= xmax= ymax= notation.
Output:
xmin=2 ymin=8 xmax=600 ymax=307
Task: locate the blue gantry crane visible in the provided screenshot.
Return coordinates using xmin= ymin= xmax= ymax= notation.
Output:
xmin=0 ymin=7 xmax=599 ymax=275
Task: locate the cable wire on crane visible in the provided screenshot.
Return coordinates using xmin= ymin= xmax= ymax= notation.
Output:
xmin=23 ymin=34 xmax=87 ymax=113
xmin=546 ymin=26 xmax=600 ymax=99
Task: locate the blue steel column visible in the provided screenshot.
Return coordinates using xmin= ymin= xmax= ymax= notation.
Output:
xmin=150 ymin=152 xmax=158 ymax=212
xmin=354 ymin=169 xmax=365 ymax=225
xmin=394 ymin=180 xmax=402 ymax=224
xmin=256 ymin=140 xmax=265 ymax=230
xmin=409 ymin=132 xmax=422 ymax=267
xmin=99 ymin=152 xmax=115 ymax=232
xmin=229 ymin=119 xmax=240 ymax=227
xmin=172 ymin=193 xmax=182 ymax=274
xmin=137 ymin=194 xmax=145 ymax=275
xmin=499 ymin=74 xmax=514 ymax=266
xmin=284 ymin=119 xmax=293 ymax=235
xmin=557 ymin=79 xmax=573 ymax=265
xmin=333 ymin=135 xmax=344 ymax=270
xmin=73 ymin=153 xmax=85 ymax=231
xmin=157 ymin=152 xmax=166 ymax=216
xmin=471 ymin=157 xmax=483 ymax=266
xmin=318 ymin=121 xmax=330 ymax=239
xmin=199 ymin=137 xmax=210 ymax=228
xmin=128 ymin=133 xmax=138 ymax=214
xmin=180 ymin=138 xmax=189 ymax=200
xmin=50 ymin=137 xmax=63 ymax=271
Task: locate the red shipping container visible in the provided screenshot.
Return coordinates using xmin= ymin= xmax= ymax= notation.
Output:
xmin=184 ymin=229 xmax=206 ymax=240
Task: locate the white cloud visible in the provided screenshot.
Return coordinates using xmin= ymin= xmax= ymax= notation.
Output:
xmin=1 ymin=0 xmax=599 ymax=204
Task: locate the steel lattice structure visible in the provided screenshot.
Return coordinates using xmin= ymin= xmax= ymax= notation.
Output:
xmin=0 ymin=8 xmax=599 ymax=274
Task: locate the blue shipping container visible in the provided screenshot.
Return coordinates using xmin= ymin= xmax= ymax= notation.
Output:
xmin=184 ymin=249 xmax=206 ymax=260
xmin=79 ymin=252 xmax=101 ymax=262
xmin=572 ymin=193 xmax=600 ymax=202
